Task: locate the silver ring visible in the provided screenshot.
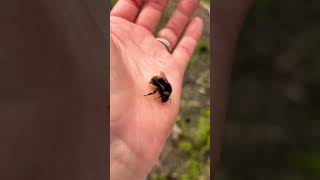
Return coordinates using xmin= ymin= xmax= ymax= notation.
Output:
xmin=156 ymin=37 xmax=171 ymax=52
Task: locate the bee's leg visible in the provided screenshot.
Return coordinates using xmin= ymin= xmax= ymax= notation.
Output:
xmin=144 ymin=88 xmax=158 ymax=96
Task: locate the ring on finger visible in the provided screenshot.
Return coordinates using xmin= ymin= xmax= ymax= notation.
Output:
xmin=156 ymin=37 xmax=172 ymax=52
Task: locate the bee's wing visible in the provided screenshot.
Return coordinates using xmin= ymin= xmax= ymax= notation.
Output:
xmin=160 ymin=71 xmax=168 ymax=81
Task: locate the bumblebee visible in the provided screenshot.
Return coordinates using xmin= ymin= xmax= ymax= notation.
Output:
xmin=144 ymin=71 xmax=172 ymax=102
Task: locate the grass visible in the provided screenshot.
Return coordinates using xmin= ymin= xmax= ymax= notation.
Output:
xmin=150 ymin=108 xmax=210 ymax=180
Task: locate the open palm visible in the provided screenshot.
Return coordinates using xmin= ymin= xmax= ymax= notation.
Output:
xmin=110 ymin=0 xmax=203 ymax=179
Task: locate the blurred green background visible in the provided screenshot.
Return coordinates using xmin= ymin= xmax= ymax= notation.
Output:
xmin=111 ymin=0 xmax=210 ymax=179
xmin=216 ymin=1 xmax=320 ymax=180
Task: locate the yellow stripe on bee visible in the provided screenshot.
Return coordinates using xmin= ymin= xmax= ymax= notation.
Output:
xmin=163 ymin=91 xmax=170 ymax=95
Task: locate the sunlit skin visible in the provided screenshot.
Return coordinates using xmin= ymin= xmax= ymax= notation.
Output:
xmin=110 ymin=0 xmax=203 ymax=179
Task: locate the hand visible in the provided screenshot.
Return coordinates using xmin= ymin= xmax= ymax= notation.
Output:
xmin=110 ymin=0 xmax=203 ymax=179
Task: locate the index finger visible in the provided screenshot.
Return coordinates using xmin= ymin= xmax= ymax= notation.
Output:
xmin=111 ymin=0 xmax=144 ymax=22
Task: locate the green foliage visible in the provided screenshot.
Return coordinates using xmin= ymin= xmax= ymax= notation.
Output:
xmin=185 ymin=159 xmax=200 ymax=179
xmin=288 ymin=148 xmax=320 ymax=177
xmin=178 ymin=140 xmax=192 ymax=152
xmin=111 ymin=0 xmax=117 ymax=7
xmin=176 ymin=108 xmax=210 ymax=179
xmin=201 ymin=0 xmax=210 ymax=5
xmin=198 ymin=39 xmax=209 ymax=55
xmin=151 ymin=175 xmax=167 ymax=180
xmin=195 ymin=110 xmax=210 ymax=157
xmin=189 ymin=38 xmax=209 ymax=66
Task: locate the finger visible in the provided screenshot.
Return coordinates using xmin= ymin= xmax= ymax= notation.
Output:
xmin=135 ymin=0 xmax=168 ymax=32
xmin=172 ymin=17 xmax=203 ymax=72
xmin=157 ymin=0 xmax=200 ymax=51
xmin=111 ymin=0 xmax=144 ymax=22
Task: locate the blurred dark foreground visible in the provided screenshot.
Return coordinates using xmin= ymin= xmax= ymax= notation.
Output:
xmin=216 ymin=1 xmax=320 ymax=180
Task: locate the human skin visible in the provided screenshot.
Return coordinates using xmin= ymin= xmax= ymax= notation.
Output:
xmin=110 ymin=0 xmax=203 ymax=179
xmin=212 ymin=0 xmax=252 ymax=175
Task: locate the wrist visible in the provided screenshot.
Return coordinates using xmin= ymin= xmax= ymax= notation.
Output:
xmin=110 ymin=139 xmax=148 ymax=180
xmin=110 ymin=158 xmax=142 ymax=180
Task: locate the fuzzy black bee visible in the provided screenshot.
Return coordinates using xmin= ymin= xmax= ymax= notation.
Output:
xmin=144 ymin=71 xmax=172 ymax=102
